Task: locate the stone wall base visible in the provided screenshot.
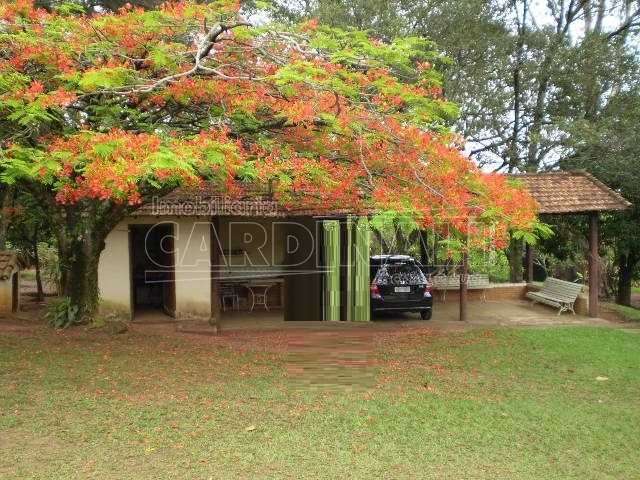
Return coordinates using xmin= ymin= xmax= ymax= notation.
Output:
xmin=434 ymin=283 xmax=527 ymax=303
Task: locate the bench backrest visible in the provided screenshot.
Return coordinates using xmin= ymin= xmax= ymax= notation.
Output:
xmin=468 ymin=274 xmax=490 ymax=288
xmin=432 ymin=275 xmax=459 ymax=288
xmin=431 ymin=274 xmax=490 ymax=289
xmin=540 ymin=277 xmax=583 ymax=301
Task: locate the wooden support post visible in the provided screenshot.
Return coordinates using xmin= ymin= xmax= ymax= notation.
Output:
xmin=588 ymin=213 xmax=599 ymax=318
xmin=508 ymin=235 xmax=524 ymax=283
xmin=525 ymin=243 xmax=534 ymax=283
xmin=459 ymin=250 xmax=469 ymax=322
xmin=210 ymin=218 xmax=221 ymax=332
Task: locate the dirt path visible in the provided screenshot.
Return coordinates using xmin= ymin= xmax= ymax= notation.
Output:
xmin=283 ymin=330 xmax=380 ymax=392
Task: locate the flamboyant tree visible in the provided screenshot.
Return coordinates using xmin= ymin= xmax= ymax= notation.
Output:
xmin=0 ymin=0 xmax=537 ymax=320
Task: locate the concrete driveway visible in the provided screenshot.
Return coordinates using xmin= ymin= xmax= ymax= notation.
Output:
xmin=197 ymin=299 xmax=616 ymax=333
xmin=373 ymin=299 xmax=615 ymax=329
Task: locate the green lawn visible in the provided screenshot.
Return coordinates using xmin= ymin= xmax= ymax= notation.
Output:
xmin=1 ymin=325 xmax=639 ymax=479
xmin=20 ymin=270 xmax=36 ymax=281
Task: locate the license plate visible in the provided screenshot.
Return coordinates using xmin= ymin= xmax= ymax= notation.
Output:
xmin=394 ymin=286 xmax=411 ymax=293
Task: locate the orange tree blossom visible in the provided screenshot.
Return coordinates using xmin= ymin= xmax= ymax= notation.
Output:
xmin=0 ymin=0 xmax=538 ymax=319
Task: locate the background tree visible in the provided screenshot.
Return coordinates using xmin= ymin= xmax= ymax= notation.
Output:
xmin=273 ymin=0 xmax=640 ymax=170
xmin=33 ymin=0 xmax=164 ymax=11
xmin=6 ymin=192 xmax=54 ymax=301
xmin=275 ymin=0 xmax=640 ymax=294
xmin=561 ymin=90 xmax=640 ymax=305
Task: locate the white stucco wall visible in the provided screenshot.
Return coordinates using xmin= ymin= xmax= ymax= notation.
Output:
xmin=98 ymin=216 xmax=212 ymax=320
xmin=97 ymin=222 xmax=131 ymax=316
xmin=173 ymin=218 xmax=211 ymax=319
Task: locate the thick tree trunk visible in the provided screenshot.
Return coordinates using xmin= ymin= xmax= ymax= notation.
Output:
xmin=508 ymin=236 xmax=524 ymax=283
xmin=524 ymin=243 xmax=534 ymax=282
xmin=392 ymin=227 xmax=419 ymax=254
xmin=508 ymin=0 xmax=527 ymax=172
xmin=32 ymin=234 xmax=44 ymax=302
xmin=59 ymin=238 xmax=101 ymax=320
xmin=372 ymin=228 xmax=389 ymax=254
xmin=52 ymin=201 xmax=126 ymax=322
xmin=588 ymin=213 xmax=599 ymax=317
xmin=616 ymin=252 xmax=637 ymax=306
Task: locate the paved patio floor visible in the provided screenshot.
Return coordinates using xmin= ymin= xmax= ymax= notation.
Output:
xmin=203 ymin=299 xmax=616 ymax=333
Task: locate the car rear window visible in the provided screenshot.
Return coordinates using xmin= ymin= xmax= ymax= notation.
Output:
xmin=374 ymin=263 xmax=427 ymax=286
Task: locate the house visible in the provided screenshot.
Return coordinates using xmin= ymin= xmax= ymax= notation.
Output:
xmin=97 ymin=171 xmax=631 ymax=325
xmin=97 ymin=184 xmax=371 ymax=324
xmin=0 ymin=250 xmax=20 ymax=315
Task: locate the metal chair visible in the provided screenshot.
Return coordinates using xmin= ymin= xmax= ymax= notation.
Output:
xmin=221 ymin=284 xmax=240 ymax=311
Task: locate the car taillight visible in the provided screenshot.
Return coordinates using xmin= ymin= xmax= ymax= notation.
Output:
xmin=423 ymin=283 xmax=433 ymax=298
xmin=370 ymin=283 xmax=382 ymax=299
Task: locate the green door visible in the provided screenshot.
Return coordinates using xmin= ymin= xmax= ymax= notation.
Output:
xmin=323 ymin=220 xmax=340 ymax=321
xmin=353 ymin=217 xmax=371 ymax=322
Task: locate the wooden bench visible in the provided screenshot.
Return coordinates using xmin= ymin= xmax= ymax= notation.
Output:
xmin=525 ymin=277 xmax=583 ymax=315
xmin=431 ymin=274 xmax=490 ymax=302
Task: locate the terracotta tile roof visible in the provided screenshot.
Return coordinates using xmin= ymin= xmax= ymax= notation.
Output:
xmin=510 ymin=170 xmax=631 ymax=214
xmin=0 ymin=251 xmax=19 ymax=280
xmin=134 ymin=170 xmax=631 ymax=218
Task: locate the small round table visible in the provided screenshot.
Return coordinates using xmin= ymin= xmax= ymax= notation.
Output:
xmin=244 ymin=283 xmax=274 ymax=311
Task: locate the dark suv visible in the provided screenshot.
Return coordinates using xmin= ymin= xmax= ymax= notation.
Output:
xmin=370 ymin=255 xmax=433 ymax=320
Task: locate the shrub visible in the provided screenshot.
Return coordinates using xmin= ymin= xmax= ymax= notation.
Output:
xmin=45 ymin=297 xmax=80 ymax=329
xmin=469 ymin=249 xmax=510 ymax=283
